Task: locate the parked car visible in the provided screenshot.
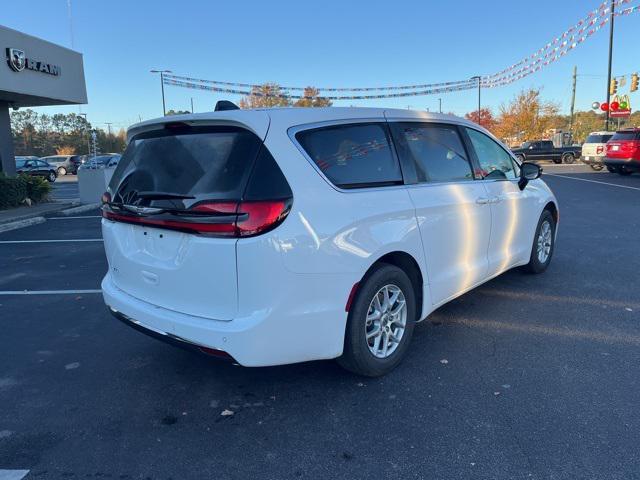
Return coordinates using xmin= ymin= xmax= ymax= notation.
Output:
xmin=511 ymin=140 xmax=581 ymax=164
xmin=40 ymin=155 xmax=83 ymax=175
xmin=78 ymin=154 xmax=121 ymax=170
xmin=101 ymin=107 xmax=558 ymax=376
xmin=15 ymin=158 xmax=57 ymax=182
xmin=604 ymin=128 xmax=640 ymax=175
xmin=580 ymin=131 xmax=614 ymax=171
xmin=15 ymin=155 xmax=39 ymax=162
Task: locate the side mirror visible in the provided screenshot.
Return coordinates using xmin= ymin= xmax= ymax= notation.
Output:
xmin=518 ymin=162 xmax=542 ymax=190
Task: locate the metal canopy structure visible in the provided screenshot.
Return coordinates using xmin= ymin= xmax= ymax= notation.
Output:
xmin=0 ymin=25 xmax=87 ymax=176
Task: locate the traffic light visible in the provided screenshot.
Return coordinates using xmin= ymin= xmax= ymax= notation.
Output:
xmin=631 ymin=73 xmax=639 ymax=92
xmin=609 ymin=78 xmax=618 ymax=95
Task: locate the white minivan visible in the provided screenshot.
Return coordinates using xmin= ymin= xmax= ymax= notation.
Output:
xmin=101 ymin=106 xmax=558 ymax=376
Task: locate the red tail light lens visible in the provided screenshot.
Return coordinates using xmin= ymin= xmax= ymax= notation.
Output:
xmin=102 ymin=199 xmax=291 ymax=237
xmin=596 ymin=146 xmax=604 ymax=154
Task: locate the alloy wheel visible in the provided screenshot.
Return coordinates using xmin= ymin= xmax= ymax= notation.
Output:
xmin=537 ymin=220 xmax=552 ymax=263
xmin=365 ymin=284 xmax=407 ymax=359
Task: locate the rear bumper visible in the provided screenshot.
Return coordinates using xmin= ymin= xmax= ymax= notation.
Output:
xmin=581 ymin=155 xmax=605 ymax=165
xmin=101 ymin=271 xmax=349 ymax=367
xmin=603 ymin=157 xmax=640 ymax=171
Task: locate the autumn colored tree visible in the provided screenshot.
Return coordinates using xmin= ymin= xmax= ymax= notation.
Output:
xmin=464 ymin=108 xmax=496 ymax=131
xmin=238 ymin=83 xmax=291 ymax=108
xmin=493 ymin=89 xmax=560 ymax=143
xmin=293 ymin=87 xmax=332 ymax=108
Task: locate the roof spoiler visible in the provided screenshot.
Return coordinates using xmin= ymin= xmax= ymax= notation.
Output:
xmin=215 ymin=100 xmax=240 ymax=112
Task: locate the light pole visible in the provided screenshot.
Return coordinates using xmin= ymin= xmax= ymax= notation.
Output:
xmin=79 ymin=113 xmax=90 ymax=155
xmin=470 ymin=76 xmax=481 ymax=125
xmin=604 ymin=0 xmax=615 ymax=130
xmin=438 ymin=98 xmax=442 ymax=113
xmin=150 ymin=69 xmax=172 ymax=116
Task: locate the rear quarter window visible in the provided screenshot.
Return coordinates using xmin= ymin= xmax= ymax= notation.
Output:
xmin=295 ymin=123 xmax=403 ymax=189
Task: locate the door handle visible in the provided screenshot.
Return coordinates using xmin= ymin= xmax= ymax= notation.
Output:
xmin=475 ymin=197 xmax=490 ymax=205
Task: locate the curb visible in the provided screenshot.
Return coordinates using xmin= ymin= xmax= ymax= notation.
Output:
xmin=0 ymin=216 xmax=46 ymax=234
xmin=60 ymin=203 xmax=100 ymax=216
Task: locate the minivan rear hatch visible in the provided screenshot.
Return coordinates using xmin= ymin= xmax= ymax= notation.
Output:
xmin=102 ymin=115 xmax=272 ymax=321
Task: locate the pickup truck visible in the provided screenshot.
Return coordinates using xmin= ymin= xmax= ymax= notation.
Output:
xmin=511 ymin=140 xmax=582 ymax=164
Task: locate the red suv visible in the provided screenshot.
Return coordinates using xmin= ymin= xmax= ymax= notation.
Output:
xmin=604 ymin=128 xmax=640 ymax=175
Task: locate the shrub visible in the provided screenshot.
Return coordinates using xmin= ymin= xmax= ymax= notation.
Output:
xmin=21 ymin=174 xmax=51 ymax=203
xmin=0 ymin=174 xmax=51 ymax=209
xmin=0 ymin=174 xmax=27 ymax=209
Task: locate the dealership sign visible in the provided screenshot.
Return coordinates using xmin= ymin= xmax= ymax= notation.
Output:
xmin=6 ymin=47 xmax=60 ymax=76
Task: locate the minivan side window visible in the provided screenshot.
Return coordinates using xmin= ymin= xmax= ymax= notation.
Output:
xmin=295 ymin=123 xmax=402 ymax=189
xmin=465 ymin=128 xmax=518 ymax=180
xmin=390 ymin=122 xmax=474 ymax=183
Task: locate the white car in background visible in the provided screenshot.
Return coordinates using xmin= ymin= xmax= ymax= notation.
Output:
xmin=581 ymin=131 xmax=614 ymax=171
xmin=101 ymin=106 xmax=558 ymax=376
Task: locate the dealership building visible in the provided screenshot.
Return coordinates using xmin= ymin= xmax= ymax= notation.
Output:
xmin=0 ymin=25 xmax=87 ymax=176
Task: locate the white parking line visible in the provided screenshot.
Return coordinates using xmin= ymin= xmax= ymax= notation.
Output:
xmin=0 ymin=470 xmax=30 ymax=480
xmin=0 ymin=289 xmax=102 ymax=295
xmin=0 ymin=239 xmax=103 ymax=244
xmin=49 ymin=216 xmax=101 ymax=220
xmin=546 ymin=173 xmax=640 ymax=191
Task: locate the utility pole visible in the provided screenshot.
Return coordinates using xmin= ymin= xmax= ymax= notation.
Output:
xmin=104 ymin=122 xmax=113 ymax=153
xmin=79 ymin=113 xmax=90 ymax=155
xmin=569 ymin=66 xmax=577 ymax=141
xmin=150 ymin=69 xmax=172 ymax=116
xmin=605 ymin=0 xmax=615 ymax=130
xmin=438 ymin=98 xmax=442 ymax=113
xmin=190 ymin=97 xmax=194 ymax=113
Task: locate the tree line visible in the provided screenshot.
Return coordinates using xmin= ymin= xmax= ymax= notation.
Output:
xmin=11 ymin=109 xmax=127 ymax=157
xmin=465 ymin=88 xmax=640 ymax=145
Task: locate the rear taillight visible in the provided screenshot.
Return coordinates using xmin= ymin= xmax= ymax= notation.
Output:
xmin=102 ymin=199 xmax=291 ymax=237
xmin=596 ymin=146 xmax=604 ymax=154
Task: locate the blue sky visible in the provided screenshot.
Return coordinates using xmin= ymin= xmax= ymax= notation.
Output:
xmin=4 ymin=0 xmax=639 ymax=130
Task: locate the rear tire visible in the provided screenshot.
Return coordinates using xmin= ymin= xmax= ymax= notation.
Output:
xmin=338 ymin=264 xmax=416 ymax=377
xmin=562 ymin=153 xmax=575 ymax=164
xmin=589 ymin=164 xmax=604 ymax=171
xmin=606 ymin=166 xmax=617 ymax=173
xmin=523 ymin=210 xmax=555 ymax=274
xmin=47 ymin=171 xmax=56 ymax=183
xmin=57 ymin=167 xmax=67 ymax=176
xmin=618 ymin=167 xmax=632 ymax=176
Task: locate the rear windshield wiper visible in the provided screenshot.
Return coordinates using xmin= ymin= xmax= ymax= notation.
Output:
xmin=136 ymin=191 xmax=196 ymax=200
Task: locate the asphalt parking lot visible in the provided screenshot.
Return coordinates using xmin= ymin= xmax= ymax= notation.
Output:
xmin=1 ymin=165 xmax=640 ymax=480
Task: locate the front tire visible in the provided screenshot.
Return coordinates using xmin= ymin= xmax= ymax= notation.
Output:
xmin=338 ymin=264 xmax=416 ymax=377
xmin=590 ymin=164 xmax=604 ymax=171
xmin=57 ymin=167 xmax=67 ymax=176
xmin=562 ymin=153 xmax=575 ymax=164
xmin=516 ymin=154 xmax=525 ymax=163
xmin=523 ymin=210 xmax=555 ymax=274
xmin=606 ymin=166 xmax=617 ymax=173
xmin=618 ymin=167 xmax=632 ymax=176
xmin=47 ymin=171 xmax=56 ymax=183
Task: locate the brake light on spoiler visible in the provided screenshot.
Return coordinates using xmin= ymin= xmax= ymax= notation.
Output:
xmin=102 ymin=196 xmax=291 ymax=238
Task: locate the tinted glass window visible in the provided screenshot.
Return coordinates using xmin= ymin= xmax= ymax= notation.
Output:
xmin=391 ymin=123 xmax=473 ymax=183
xmin=611 ymin=131 xmax=640 ymax=141
xmin=295 ymin=123 xmax=402 ymax=188
xmin=585 ymin=134 xmax=613 ymax=143
xmin=466 ymin=128 xmax=518 ymax=180
xmin=109 ymin=126 xmax=262 ymax=207
xmin=244 ymin=147 xmax=292 ymax=200
xmin=15 ymin=160 xmax=26 ymax=168
xmin=37 ymin=161 xmax=48 ymax=167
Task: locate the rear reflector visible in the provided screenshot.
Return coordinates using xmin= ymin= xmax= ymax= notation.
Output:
xmin=345 ymin=282 xmax=360 ymax=312
xmin=198 ymin=346 xmax=233 ymax=359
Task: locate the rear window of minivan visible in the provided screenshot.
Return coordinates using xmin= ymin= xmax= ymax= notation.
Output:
xmin=295 ymin=123 xmax=403 ymax=189
xmin=109 ymin=125 xmax=263 ymax=207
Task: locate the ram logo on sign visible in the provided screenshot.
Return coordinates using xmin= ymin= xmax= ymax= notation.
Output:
xmin=7 ymin=47 xmax=25 ymax=72
xmin=5 ymin=47 xmax=61 ymax=76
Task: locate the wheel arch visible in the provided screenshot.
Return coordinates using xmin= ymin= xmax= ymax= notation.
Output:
xmin=543 ymin=200 xmax=558 ymax=224
xmin=357 ymin=251 xmax=426 ymax=322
